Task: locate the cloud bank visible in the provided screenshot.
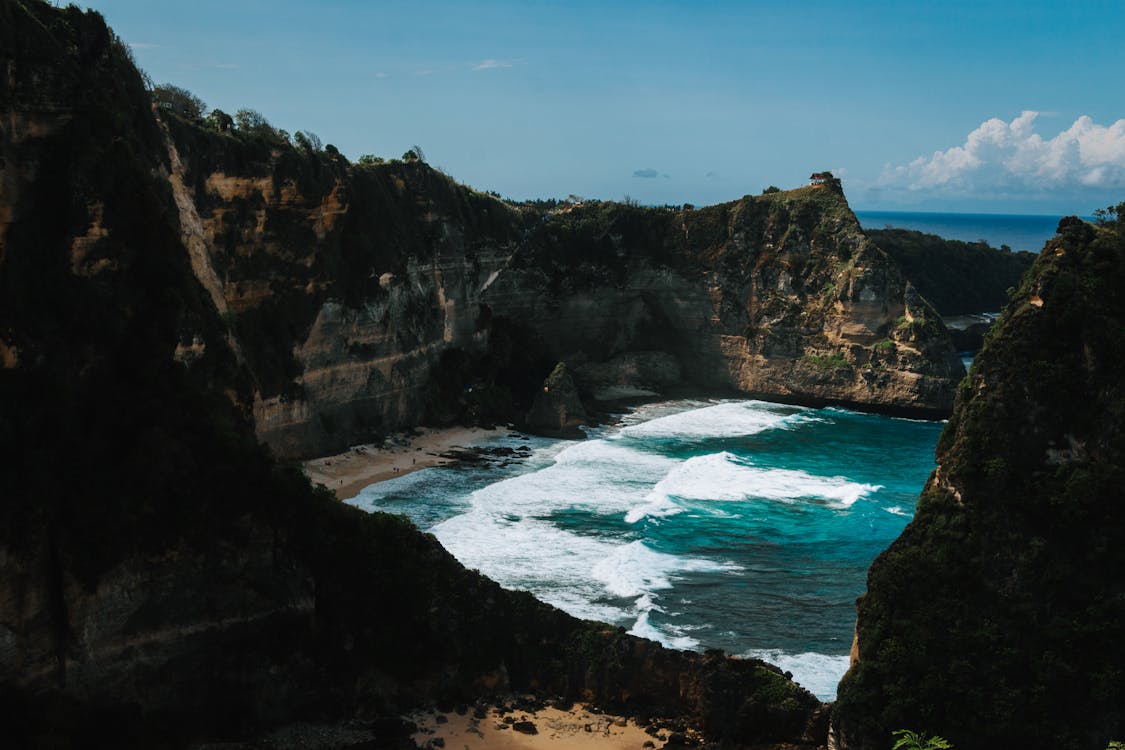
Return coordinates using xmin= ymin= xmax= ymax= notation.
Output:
xmin=472 ymin=59 xmax=514 ymax=70
xmin=633 ymin=168 xmax=659 ymax=179
xmin=881 ymin=111 xmax=1125 ymax=194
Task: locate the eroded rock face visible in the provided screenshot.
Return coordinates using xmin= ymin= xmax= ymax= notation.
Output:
xmin=161 ymin=116 xmax=523 ymax=457
xmin=163 ymin=132 xmax=963 ymax=458
xmin=479 ymin=193 xmax=964 ymax=422
xmin=832 ymin=217 xmax=1125 ymax=750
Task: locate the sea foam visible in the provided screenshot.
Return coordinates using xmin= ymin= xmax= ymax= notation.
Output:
xmin=620 ymin=400 xmax=814 ymax=441
xmin=625 ymin=451 xmax=882 ymax=523
xmin=349 ymin=397 xmax=941 ymax=691
xmin=741 ymin=649 xmax=851 ymax=701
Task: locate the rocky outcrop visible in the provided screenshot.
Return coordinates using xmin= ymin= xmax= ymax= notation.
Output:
xmin=832 ymin=213 xmax=1125 ymax=750
xmin=482 ymin=193 xmax=964 ymax=427
xmin=526 ymin=362 xmax=587 ymax=438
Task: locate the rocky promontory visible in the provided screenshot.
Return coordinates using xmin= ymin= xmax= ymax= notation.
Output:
xmin=832 ymin=212 xmax=1125 ymax=749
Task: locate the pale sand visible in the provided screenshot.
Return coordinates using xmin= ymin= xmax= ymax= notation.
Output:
xmin=302 ymin=425 xmax=510 ymax=500
xmin=411 ymin=704 xmax=669 ymax=750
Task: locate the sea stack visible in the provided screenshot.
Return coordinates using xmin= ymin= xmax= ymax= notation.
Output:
xmin=526 ymin=361 xmax=587 ymax=438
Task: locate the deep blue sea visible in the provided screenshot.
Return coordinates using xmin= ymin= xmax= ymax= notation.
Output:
xmin=855 ymin=210 xmax=1071 ymax=253
xmin=348 ymin=400 xmax=944 ymax=701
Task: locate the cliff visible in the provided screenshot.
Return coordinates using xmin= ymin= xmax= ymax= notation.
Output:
xmin=866 ymin=227 xmax=1037 ymax=316
xmin=0 ymin=3 xmax=831 ymax=746
xmin=156 ymin=104 xmax=964 ymax=460
xmin=488 ymin=188 xmax=965 ymax=424
xmin=832 ymin=211 xmax=1125 ymax=749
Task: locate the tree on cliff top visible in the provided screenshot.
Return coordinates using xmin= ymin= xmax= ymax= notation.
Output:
xmin=152 ymin=83 xmax=206 ymax=119
xmin=402 ymin=144 xmax=426 ymax=163
xmin=233 ymin=108 xmax=287 ymax=142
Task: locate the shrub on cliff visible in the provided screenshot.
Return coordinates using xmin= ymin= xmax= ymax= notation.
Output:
xmin=892 ymin=730 xmax=953 ymax=750
xmin=293 ymin=129 xmax=322 ymax=153
xmin=152 ymin=83 xmax=206 ymax=119
xmin=233 ymin=107 xmax=286 ymax=143
xmin=206 ymin=108 xmax=234 ymax=133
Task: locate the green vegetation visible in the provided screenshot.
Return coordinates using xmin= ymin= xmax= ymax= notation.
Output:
xmin=892 ymin=730 xmax=953 ymax=750
xmin=1093 ymin=202 xmax=1122 ymax=226
xmin=867 ymin=227 xmax=1036 ymax=315
xmin=205 ymin=108 xmax=233 ymax=133
xmin=233 ymin=107 xmax=279 ymax=139
xmin=152 ymin=83 xmax=206 ymax=119
xmin=293 ymin=129 xmax=322 ymax=153
xmin=802 ymin=352 xmax=850 ymax=371
xmin=402 ymin=144 xmax=426 ymax=163
xmin=835 ymin=208 xmax=1125 ymax=749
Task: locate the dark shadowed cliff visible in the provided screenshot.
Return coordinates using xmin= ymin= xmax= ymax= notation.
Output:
xmin=0 ymin=2 xmax=832 ymax=746
xmin=833 ymin=211 xmax=1125 ymax=750
xmin=864 ymin=227 xmax=1037 ymax=316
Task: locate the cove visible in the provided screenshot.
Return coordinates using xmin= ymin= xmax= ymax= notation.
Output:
xmin=348 ymin=399 xmax=944 ymax=700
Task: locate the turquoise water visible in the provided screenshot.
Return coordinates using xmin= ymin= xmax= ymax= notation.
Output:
xmin=855 ymin=209 xmax=1071 ymax=253
xmin=348 ymin=399 xmax=944 ymax=700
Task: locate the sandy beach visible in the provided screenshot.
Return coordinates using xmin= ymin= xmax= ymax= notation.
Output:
xmin=302 ymin=425 xmax=510 ymax=500
xmin=411 ymin=702 xmax=672 ymax=750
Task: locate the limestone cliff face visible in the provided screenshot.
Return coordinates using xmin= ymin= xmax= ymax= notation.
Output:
xmin=162 ymin=125 xmax=962 ymax=458
xmin=162 ymin=117 xmax=526 ymax=457
xmin=484 ymin=192 xmax=963 ymax=420
xmin=832 ymin=215 xmax=1125 ymax=750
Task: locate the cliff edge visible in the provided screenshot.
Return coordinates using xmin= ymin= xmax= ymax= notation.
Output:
xmin=832 ymin=212 xmax=1125 ymax=749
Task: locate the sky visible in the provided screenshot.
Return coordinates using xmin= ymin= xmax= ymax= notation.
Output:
xmin=84 ymin=0 xmax=1125 ymax=214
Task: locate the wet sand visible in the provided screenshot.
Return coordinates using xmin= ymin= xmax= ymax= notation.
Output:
xmin=302 ymin=425 xmax=507 ymax=500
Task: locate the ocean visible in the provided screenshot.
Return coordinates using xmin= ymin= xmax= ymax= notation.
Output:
xmin=854 ymin=210 xmax=1071 ymax=253
xmin=348 ymin=399 xmax=944 ymax=701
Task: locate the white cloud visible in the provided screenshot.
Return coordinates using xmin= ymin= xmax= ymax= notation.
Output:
xmin=881 ymin=111 xmax=1125 ymax=193
xmin=472 ymin=58 xmax=517 ymax=71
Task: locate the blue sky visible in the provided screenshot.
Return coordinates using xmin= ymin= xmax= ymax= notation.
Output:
xmin=89 ymin=0 xmax=1125 ymax=214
